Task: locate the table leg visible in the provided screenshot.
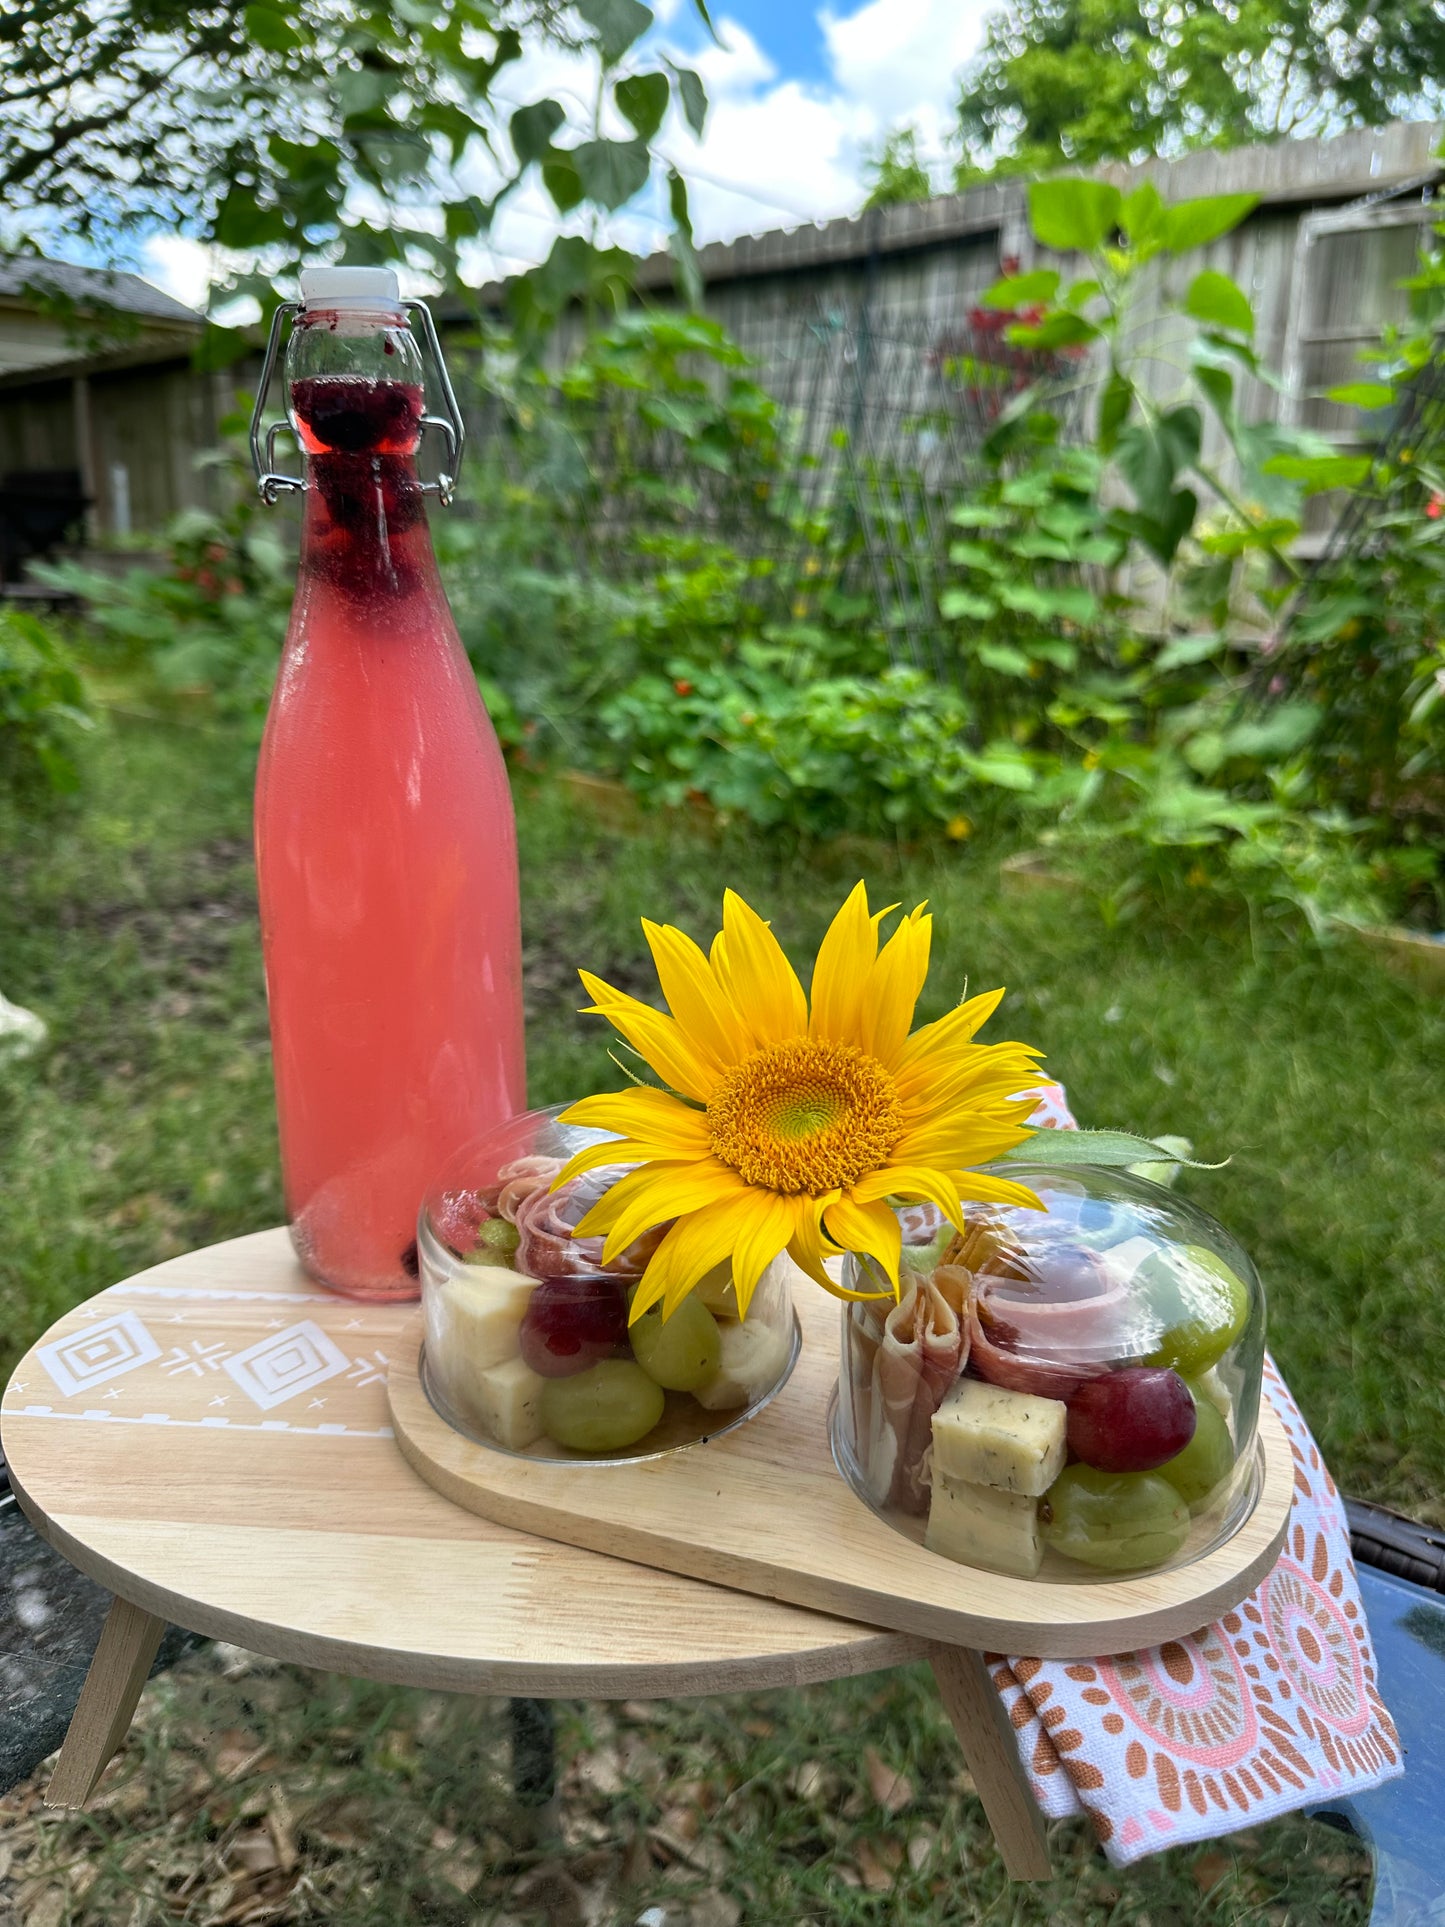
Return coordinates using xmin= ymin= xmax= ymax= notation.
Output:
xmin=929 ymin=1645 xmax=1052 ymax=1881
xmin=45 ymin=1596 xmax=166 ymax=1810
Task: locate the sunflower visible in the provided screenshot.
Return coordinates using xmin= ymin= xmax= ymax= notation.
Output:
xmin=556 ymin=883 xmax=1045 ymax=1322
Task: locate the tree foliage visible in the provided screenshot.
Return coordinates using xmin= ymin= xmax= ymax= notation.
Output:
xmin=0 ymin=0 xmax=711 ymax=320
xmin=861 ymin=126 xmax=934 ymax=210
xmin=955 ymin=0 xmax=1445 ymax=178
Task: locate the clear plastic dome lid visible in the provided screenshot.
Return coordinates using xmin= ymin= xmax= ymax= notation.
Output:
xmin=834 ymin=1165 xmax=1265 ymax=1582
xmin=417 ymin=1106 xmax=799 ymax=1464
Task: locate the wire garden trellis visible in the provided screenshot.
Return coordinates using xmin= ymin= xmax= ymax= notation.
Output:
xmin=460 ymin=302 xmax=1087 ymax=679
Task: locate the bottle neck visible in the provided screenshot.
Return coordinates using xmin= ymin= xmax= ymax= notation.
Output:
xmin=291 ymin=375 xmax=440 ymax=603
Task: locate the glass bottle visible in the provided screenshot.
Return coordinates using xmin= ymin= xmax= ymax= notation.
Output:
xmin=252 ymin=266 xmax=525 ymax=1300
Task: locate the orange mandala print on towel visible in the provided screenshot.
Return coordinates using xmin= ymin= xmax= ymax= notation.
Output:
xmin=1100 ymin=1632 xmax=1258 ymax=1768
xmin=1261 ymin=1531 xmax=1401 ymax=1777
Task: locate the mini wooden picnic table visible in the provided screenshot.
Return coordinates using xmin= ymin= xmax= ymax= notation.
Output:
xmin=0 ymin=1229 xmax=1060 ymax=1879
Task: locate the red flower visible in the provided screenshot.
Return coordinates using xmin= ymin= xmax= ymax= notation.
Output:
xmin=1426 ymin=495 xmax=1443 ymax=520
xmin=673 ymin=678 xmax=694 ymax=697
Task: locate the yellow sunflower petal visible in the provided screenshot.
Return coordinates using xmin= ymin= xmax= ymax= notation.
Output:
xmin=578 ymin=971 xmax=719 ymax=1102
xmin=849 ymin=1162 xmax=966 ymax=1232
xmin=808 ymin=880 xmax=878 ymax=1046
xmin=860 ymin=904 xmax=931 ymax=1069
xmin=629 ymin=1195 xmax=761 ymax=1322
xmin=727 ymin=1190 xmax=801 ymax=1319
xmin=953 ymin=1169 xmax=1046 ymax=1214
xmin=898 ymin=1050 xmax=1046 ymax=1122
xmin=894 ymin=987 xmax=1008 ymax=1073
xmin=642 ymin=921 xmax=751 ymax=1073
xmin=786 ymin=1197 xmax=841 ymax=1293
xmin=823 ymin=1192 xmax=902 ymax=1293
xmin=555 ymin=1135 xmax=713 ymax=1185
xmin=575 ymin=1158 xmax=747 ymax=1258
xmin=560 ymin=1087 xmax=709 ymax=1151
xmin=713 ymin=890 xmax=808 ymax=1048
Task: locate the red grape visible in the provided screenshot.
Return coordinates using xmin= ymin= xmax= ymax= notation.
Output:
xmin=1066 ymin=1367 xmax=1196 ymax=1473
xmin=519 ymin=1276 xmax=629 ymax=1379
xmin=432 ymin=1188 xmax=489 ymax=1256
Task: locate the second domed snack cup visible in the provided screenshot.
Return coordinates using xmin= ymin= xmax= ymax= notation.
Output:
xmin=833 ymin=1163 xmax=1265 ymax=1582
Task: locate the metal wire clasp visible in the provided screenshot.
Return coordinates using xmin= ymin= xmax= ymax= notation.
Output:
xmin=248 ymin=296 xmax=467 ymax=507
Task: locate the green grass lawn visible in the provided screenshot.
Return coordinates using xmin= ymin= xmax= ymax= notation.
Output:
xmin=1 ymin=707 xmax=1437 ymax=1922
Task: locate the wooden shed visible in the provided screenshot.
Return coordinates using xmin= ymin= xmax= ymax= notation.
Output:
xmin=0 ymin=259 xmax=238 ymax=567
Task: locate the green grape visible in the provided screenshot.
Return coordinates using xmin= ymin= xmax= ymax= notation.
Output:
xmin=629 ymin=1294 xmax=722 ymax=1392
xmin=471 ymin=1218 xmax=520 ymax=1260
xmin=1158 ymin=1381 xmax=1235 ymax=1508
xmin=1041 ymin=1465 xmax=1191 ymax=1571
xmin=1144 ymin=1244 xmax=1249 ymax=1376
xmin=540 ymin=1360 xmax=664 ymax=1452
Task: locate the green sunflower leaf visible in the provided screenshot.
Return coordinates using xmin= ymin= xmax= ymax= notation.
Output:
xmin=1000 ymin=1128 xmax=1228 ymax=1170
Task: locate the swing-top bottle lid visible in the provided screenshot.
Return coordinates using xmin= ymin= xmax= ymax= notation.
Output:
xmin=298 ymin=266 xmax=402 ymax=312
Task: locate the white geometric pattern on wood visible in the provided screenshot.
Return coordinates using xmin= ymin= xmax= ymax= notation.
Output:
xmin=36 ymin=1311 xmax=162 ymax=1397
xmin=222 ymin=1319 xmax=351 ymax=1410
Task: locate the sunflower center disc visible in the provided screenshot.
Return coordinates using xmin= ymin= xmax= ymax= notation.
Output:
xmin=706 ymin=1039 xmax=904 ymax=1195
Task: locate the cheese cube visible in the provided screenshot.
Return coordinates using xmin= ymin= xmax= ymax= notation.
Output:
xmin=426 ymin=1265 xmax=537 ymax=1377
xmin=469 ymin=1354 xmax=547 ymax=1451
xmin=925 ymin=1473 xmax=1042 ymax=1577
xmin=692 ymin=1316 xmax=792 ymax=1412
xmin=931 ymin=1379 xmax=1067 ymax=1496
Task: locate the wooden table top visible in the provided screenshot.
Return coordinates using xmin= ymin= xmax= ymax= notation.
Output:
xmin=1 ymin=1229 xmax=921 ymax=1698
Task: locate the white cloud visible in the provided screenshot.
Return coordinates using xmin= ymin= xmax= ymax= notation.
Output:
xmin=139 ymin=235 xmax=213 ymax=312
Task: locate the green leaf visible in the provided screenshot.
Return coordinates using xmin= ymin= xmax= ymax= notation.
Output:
xmin=510 ymin=98 xmax=564 ymax=163
xmin=570 ymin=136 xmax=651 ymax=209
xmin=1261 ymin=453 xmax=1372 ymax=489
xmin=577 ymin=0 xmax=653 ymax=63
xmin=1011 ymin=310 xmax=1099 ymax=351
xmin=1154 ymin=632 xmax=1225 ymax=671
xmin=980 ymin=269 xmax=1060 ymax=309
xmin=998 ymin=581 xmax=1098 ymax=621
xmin=1096 ymin=369 xmax=1133 ymax=452
xmin=1162 ymin=194 xmax=1258 ymax=253
xmin=1027 ymin=178 xmax=1121 ymax=252
xmin=1119 ymin=181 xmax=1166 ymax=250
xmin=939 ymin=588 xmax=997 ymax=620
xmin=1198 ymin=516 xmax=1298 ymax=556
xmin=1117 ymin=404 xmax=1202 ymax=503
xmin=948 ymin=504 xmax=1012 ymax=529
xmin=668 ymin=166 xmax=702 ymax=309
xmin=615 ymin=71 xmax=669 ymax=139
xmin=1185 ymin=269 xmax=1253 ymax=337
xmin=1001 ymin=1129 xmax=1226 ymax=1170
xmin=668 ymin=63 xmax=708 ymax=136
xmin=243 ymin=4 xmax=302 ymax=51
xmin=1110 ymin=488 xmax=1198 ymax=566
xmin=1325 ymin=381 xmax=1395 ymax=410
xmin=960 ymin=745 xmax=1037 ymax=790
xmin=977 ymin=642 xmax=1031 ymax=675
xmin=541 ymin=153 xmax=584 ymax=212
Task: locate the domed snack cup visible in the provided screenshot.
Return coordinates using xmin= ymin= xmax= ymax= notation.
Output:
xmin=832 ymin=1164 xmax=1265 ymax=1582
xmin=418 ymin=1105 xmax=800 ymax=1463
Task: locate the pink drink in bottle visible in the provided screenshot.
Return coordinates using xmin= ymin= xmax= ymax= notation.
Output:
xmin=253 ymin=267 xmax=524 ymax=1300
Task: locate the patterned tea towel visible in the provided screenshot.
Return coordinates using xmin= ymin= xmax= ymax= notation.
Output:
xmin=992 ymin=1084 xmax=1404 ymax=1866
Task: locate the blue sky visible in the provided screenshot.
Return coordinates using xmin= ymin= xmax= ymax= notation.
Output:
xmin=697 ymin=1 xmax=832 ymax=83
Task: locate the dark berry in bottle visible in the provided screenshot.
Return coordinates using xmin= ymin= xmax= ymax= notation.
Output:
xmin=519 ymin=1276 xmax=629 ymax=1379
xmin=1066 ymin=1366 xmax=1196 ymax=1473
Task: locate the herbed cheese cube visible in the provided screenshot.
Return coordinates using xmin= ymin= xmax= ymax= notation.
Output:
xmin=925 ymin=1473 xmax=1043 ymax=1578
xmin=931 ymin=1378 xmax=1067 ymax=1497
xmin=470 ymin=1354 xmax=547 ymax=1451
